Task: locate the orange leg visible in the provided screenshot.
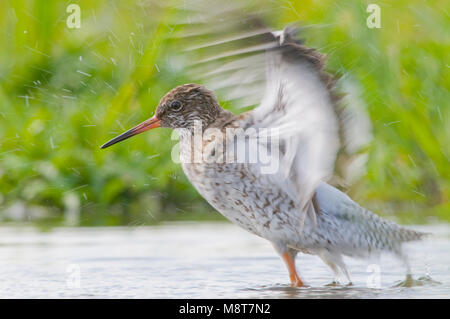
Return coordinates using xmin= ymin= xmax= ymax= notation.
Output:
xmin=281 ymin=252 xmax=304 ymax=287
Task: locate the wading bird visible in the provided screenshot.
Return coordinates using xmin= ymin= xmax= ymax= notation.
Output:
xmin=101 ymin=15 xmax=425 ymax=286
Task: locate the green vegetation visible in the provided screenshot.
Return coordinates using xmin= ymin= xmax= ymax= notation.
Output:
xmin=0 ymin=0 xmax=448 ymax=227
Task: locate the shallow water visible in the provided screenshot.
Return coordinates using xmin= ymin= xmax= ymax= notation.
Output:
xmin=0 ymin=222 xmax=448 ymax=298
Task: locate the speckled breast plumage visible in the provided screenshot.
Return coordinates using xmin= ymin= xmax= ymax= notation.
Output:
xmin=179 ymin=125 xmax=335 ymax=256
xmin=179 ymin=125 xmax=298 ymax=243
xmin=183 ymin=160 xmax=293 ymax=239
xmin=179 ymin=121 xmax=425 ymax=261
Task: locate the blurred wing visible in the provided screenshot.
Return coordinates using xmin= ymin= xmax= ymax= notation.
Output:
xmin=252 ymin=30 xmax=340 ymax=213
xmin=174 ymin=4 xmax=343 ymax=224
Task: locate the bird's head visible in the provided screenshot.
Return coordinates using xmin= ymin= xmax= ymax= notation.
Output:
xmin=101 ymin=84 xmax=222 ymax=148
xmin=156 ymin=84 xmax=222 ymax=129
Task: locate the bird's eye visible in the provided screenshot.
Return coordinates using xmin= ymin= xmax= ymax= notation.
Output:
xmin=170 ymin=100 xmax=183 ymax=112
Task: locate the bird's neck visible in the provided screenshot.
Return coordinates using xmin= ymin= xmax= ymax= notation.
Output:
xmin=206 ymin=108 xmax=238 ymax=131
xmin=176 ymin=109 xmax=239 ymax=164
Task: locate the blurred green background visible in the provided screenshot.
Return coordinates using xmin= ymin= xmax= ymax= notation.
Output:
xmin=0 ymin=0 xmax=448 ymax=228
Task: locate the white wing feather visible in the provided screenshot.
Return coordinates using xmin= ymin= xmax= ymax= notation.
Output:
xmin=249 ymin=33 xmax=340 ymax=225
xmin=177 ymin=6 xmax=341 ymax=225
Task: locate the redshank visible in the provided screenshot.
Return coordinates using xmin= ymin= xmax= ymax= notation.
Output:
xmin=101 ymin=25 xmax=425 ymax=286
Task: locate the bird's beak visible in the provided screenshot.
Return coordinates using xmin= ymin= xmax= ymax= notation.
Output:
xmin=100 ymin=115 xmax=161 ymax=149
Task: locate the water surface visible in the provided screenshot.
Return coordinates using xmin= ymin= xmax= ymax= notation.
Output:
xmin=0 ymin=222 xmax=448 ymax=298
